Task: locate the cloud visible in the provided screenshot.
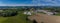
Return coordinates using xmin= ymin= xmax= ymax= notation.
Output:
xmin=0 ymin=0 xmax=60 ymax=6
xmin=7 ymin=4 xmax=39 ymax=6
xmin=35 ymin=0 xmax=60 ymax=6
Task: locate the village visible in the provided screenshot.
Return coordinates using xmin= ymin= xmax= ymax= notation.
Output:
xmin=0 ymin=7 xmax=59 ymax=23
xmin=23 ymin=8 xmax=60 ymax=23
xmin=23 ymin=8 xmax=57 ymax=16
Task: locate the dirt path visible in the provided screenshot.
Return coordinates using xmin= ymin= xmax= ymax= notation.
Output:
xmin=28 ymin=13 xmax=60 ymax=23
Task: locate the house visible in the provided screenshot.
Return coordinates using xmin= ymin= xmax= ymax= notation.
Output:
xmin=35 ymin=9 xmax=57 ymax=15
xmin=46 ymin=12 xmax=54 ymax=15
xmin=23 ymin=11 xmax=32 ymax=15
xmin=24 ymin=11 xmax=27 ymax=14
xmin=0 ymin=10 xmax=3 ymax=11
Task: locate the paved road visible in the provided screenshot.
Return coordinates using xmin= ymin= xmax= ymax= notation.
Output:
xmin=28 ymin=13 xmax=60 ymax=23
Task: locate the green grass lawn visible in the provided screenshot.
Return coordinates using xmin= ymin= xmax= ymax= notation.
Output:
xmin=55 ymin=13 xmax=60 ymax=16
xmin=0 ymin=11 xmax=32 ymax=23
xmin=0 ymin=17 xmax=8 ymax=23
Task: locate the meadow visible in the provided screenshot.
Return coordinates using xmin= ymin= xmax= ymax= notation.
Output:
xmin=0 ymin=9 xmax=32 ymax=23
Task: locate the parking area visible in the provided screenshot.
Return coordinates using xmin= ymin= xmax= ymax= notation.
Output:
xmin=28 ymin=13 xmax=60 ymax=23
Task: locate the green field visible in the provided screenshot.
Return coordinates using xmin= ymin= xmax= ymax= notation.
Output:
xmin=0 ymin=11 xmax=32 ymax=23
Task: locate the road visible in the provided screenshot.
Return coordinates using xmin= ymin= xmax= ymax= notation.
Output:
xmin=28 ymin=13 xmax=60 ymax=23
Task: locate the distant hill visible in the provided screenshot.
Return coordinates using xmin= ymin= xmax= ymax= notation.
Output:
xmin=0 ymin=6 xmax=60 ymax=9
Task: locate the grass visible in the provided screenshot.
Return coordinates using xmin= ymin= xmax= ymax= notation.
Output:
xmin=38 ymin=12 xmax=46 ymax=14
xmin=55 ymin=13 xmax=60 ymax=16
xmin=0 ymin=11 xmax=32 ymax=23
xmin=0 ymin=17 xmax=8 ymax=23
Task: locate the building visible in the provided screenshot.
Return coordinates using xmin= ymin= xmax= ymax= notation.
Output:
xmin=35 ymin=9 xmax=57 ymax=15
xmin=23 ymin=11 xmax=32 ymax=15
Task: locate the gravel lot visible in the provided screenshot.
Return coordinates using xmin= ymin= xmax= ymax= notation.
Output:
xmin=28 ymin=13 xmax=60 ymax=23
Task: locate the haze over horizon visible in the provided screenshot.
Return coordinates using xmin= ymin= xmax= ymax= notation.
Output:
xmin=0 ymin=0 xmax=60 ymax=6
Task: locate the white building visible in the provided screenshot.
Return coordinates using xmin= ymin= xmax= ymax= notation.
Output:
xmin=23 ymin=11 xmax=32 ymax=15
xmin=46 ymin=12 xmax=53 ymax=15
xmin=0 ymin=10 xmax=3 ymax=12
xmin=36 ymin=9 xmax=57 ymax=15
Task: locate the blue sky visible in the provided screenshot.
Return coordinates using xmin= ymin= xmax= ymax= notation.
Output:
xmin=0 ymin=0 xmax=60 ymax=6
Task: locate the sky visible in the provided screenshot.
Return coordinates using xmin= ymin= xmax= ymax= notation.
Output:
xmin=0 ymin=0 xmax=60 ymax=6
